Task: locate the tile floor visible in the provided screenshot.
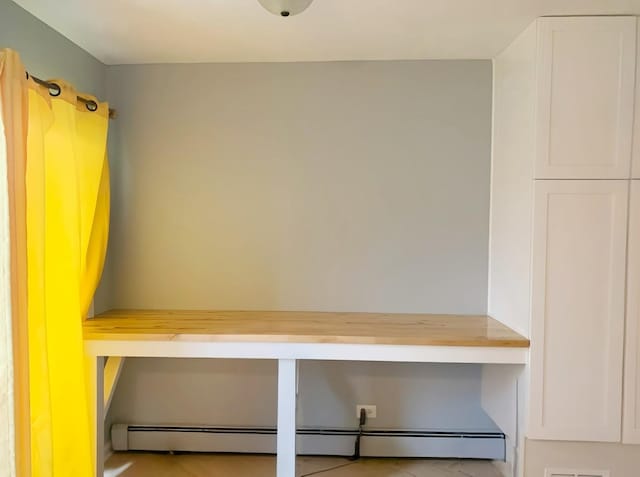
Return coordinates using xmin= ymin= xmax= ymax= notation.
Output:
xmin=105 ymin=453 xmax=503 ymax=477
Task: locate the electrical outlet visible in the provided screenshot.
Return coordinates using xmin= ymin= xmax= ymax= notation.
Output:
xmin=356 ymin=405 xmax=376 ymax=419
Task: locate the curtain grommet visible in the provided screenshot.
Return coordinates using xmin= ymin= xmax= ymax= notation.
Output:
xmin=48 ymin=83 xmax=61 ymax=97
xmin=86 ymin=100 xmax=98 ymax=112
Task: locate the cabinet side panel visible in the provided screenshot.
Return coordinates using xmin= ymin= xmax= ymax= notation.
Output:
xmin=487 ymin=22 xmax=537 ymax=338
xmin=485 ymin=22 xmax=536 ymax=477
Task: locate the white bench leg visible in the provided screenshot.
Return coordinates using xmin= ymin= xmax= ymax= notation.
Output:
xmin=277 ymin=359 xmax=297 ymax=477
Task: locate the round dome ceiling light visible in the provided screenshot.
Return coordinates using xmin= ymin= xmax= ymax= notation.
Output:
xmin=258 ymin=0 xmax=314 ymax=17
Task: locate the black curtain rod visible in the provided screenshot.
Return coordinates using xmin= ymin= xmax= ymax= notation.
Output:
xmin=26 ymin=72 xmax=116 ymax=119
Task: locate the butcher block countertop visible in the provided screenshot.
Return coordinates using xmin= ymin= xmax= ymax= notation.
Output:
xmin=84 ymin=310 xmax=530 ymax=348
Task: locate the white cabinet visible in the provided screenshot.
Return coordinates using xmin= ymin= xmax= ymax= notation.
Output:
xmin=528 ymin=180 xmax=628 ymax=441
xmin=624 ymin=181 xmax=640 ymax=443
xmin=535 ymin=17 xmax=636 ymax=179
xmin=489 ymin=14 xmax=640 ymax=466
xmin=633 ymin=20 xmax=640 ymax=179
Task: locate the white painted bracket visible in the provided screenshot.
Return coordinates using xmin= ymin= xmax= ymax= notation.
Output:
xmin=103 ymin=357 xmax=125 ymax=413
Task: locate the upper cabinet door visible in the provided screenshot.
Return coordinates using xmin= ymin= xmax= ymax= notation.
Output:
xmin=529 ymin=180 xmax=628 ymax=442
xmin=624 ymin=181 xmax=640 ymax=444
xmin=632 ymin=20 xmax=640 ymax=179
xmin=535 ymin=17 xmax=636 ymax=179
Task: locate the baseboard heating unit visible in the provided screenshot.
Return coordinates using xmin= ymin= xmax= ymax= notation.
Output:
xmin=111 ymin=425 xmax=505 ymax=460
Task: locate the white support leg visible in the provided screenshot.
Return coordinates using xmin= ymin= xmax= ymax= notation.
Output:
xmin=85 ymin=354 xmax=105 ymax=477
xmin=277 ymin=359 xmax=297 ymax=477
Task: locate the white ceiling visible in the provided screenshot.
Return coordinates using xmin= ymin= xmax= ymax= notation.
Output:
xmin=12 ymin=0 xmax=640 ymax=64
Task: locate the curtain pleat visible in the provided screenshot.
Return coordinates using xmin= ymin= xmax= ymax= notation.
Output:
xmin=0 ymin=48 xmax=30 ymax=477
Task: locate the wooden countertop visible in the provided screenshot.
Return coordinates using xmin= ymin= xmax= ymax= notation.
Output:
xmin=84 ymin=310 xmax=529 ymax=348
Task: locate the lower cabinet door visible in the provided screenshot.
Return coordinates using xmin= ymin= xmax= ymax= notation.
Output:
xmin=529 ymin=180 xmax=628 ymax=441
xmin=624 ymin=180 xmax=640 ymax=444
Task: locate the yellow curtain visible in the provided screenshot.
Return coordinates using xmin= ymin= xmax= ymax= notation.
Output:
xmin=25 ymin=74 xmax=110 ymax=474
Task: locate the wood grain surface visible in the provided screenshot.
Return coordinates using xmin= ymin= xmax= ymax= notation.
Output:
xmin=84 ymin=310 xmax=529 ymax=348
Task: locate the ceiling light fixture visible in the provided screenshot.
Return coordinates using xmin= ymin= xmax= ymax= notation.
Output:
xmin=258 ymin=0 xmax=314 ymax=17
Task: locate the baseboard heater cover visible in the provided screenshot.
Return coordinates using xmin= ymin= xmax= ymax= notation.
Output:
xmin=111 ymin=424 xmax=505 ymax=460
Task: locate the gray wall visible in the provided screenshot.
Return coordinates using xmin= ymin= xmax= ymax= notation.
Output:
xmin=0 ymin=0 xmax=111 ymax=311
xmin=108 ymin=359 xmax=494 ymax=431
xmin=104 ymin=60 xmax=495 ymax=432
xmin=105 ymin=60 xmax=491 ymax=313
xmin=0 ymin=0 xmax=105 ymax=98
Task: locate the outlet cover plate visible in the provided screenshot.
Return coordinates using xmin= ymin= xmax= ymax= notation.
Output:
xmin=356 ymin=405 xmax=377 ymax=419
